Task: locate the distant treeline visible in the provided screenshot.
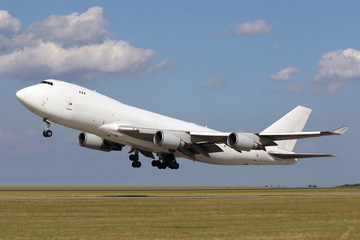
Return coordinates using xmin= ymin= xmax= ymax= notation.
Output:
xmin=338 ymin=183 xmax=360 ymax=187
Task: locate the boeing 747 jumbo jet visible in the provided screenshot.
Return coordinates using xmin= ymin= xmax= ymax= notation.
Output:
xmin=16 ymin=80 xmax=348 ymax=170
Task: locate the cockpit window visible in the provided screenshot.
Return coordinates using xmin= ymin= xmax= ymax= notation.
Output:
xmin=40 ymin=80 xmax=53 ymax=86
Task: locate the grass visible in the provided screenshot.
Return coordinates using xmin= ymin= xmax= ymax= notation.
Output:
xmin=0 ymin=187 xmax=360 ymax=239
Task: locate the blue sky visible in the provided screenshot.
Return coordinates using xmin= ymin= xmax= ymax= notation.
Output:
xmin=0 ymin=0 xmax=359 ymax=186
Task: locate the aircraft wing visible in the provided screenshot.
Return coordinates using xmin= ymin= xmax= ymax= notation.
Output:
xmin=112 ymin=124 xmax=348 ymax=143
xmin=187 ymin=131 xmax=230 ymax=143
xmin=116 ymin=125 xmax=157 ymax=142
xmin=113 ymin=125 xmax=225 ymax=159
xmin=100 ymin=124 xmax=348 ymax=159
xmin=187 ymin=126 xmax=349 ymax=144
xmin=115 ymin=125 xmax=229 ymax=143
xmin=258 ymin=126 xmax=349 ymax=141
xmin=269 ymin=152 xmax=336 ymax=159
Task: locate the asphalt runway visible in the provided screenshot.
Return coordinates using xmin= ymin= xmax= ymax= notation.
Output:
xmin=1 ymin=187 xmax=360 ymax=199
xmin=1 ymin=193 xmax=360 ymax=199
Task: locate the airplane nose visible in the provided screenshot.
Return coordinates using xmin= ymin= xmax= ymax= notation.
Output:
xmin=16 ymin=88 xmax=26 ymax=102
xmin=16 ymin=85 xmax=45 ymax=112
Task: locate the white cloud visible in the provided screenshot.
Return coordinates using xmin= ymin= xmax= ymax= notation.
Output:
xmin=0 ymin=7 xmax=108 ymax=51
xmin=0 ymin=40 xmax=164 ymax=80
xmin=23 ymin=6 xmax=108 ymax=47
xmin=314 ymin=48 xmax=360 ymax=81
xmin=270 ymin=67 xmax=298 ymax=81
xmin=266 ymin=67 xmax=302 ymax=93
xmin=0 ymin=10 xmax=21 ymax=51
xmin=0 ymin=10 xmax=20 ymax=36
xmin=224 ymin=20 xmax=274 ymax=36
xmin=312 ymin=48 xmax=360 ymax=93
xmin=200 ymin=76 xmax=227 ymax=89
xmin=0 ymin=7 xmax=169 ymax=81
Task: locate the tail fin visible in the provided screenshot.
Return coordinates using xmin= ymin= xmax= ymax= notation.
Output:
xmin=262 ymin=106 xmax=312 ymax=151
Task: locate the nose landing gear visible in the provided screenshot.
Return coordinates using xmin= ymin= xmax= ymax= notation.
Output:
xmin=42 ymin=118 xmax=52 ymax=137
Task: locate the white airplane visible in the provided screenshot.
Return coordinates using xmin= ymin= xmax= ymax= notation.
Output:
xmin=16 ymin=79 xmax=348 ymax=169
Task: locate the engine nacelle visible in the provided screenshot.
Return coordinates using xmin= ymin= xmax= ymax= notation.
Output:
xmin=227 ymin=133 xmax=258 ymax=151
xmin=153 ymin=131 xmax=185 ymax=150
xmin=78 ymin=132 xmax=123 ymax=152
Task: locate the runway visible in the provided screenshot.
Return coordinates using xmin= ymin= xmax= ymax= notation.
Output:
xmin=1 ymin=193 xmax=360 ymax=199
xmin=1 ymin=187 xmax=359 ymax=199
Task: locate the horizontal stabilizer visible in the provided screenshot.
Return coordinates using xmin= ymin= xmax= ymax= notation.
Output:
xmin=270 ymin=152 xmax=336 ymax=159
xmin=332 ymin=126 xmax=349 ymax=135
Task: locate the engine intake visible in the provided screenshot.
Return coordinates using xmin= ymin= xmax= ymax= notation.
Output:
xmin=153 ymin=131 xmax=185 ymax=150
xmin=78 ymin=132 xmax=123 ymax=152
xmin=227 ymin=133 xmax=258 ymax=151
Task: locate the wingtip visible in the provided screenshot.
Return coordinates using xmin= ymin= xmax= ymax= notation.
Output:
xmin=332 ymin=126 xmax=349 ymax=135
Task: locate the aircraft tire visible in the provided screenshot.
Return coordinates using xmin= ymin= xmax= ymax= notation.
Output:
xmin=132 ymin=161 xmax=141 ymax=168
xmin=152 ymin=160 xmax=160 ymax=167
xmin=43 ymin=130 xmax=52 ymax=137
xmin=157 ymin=163 xmax=167 ymax=169
xmin=129 ymin=154 xmax=139 ymax=161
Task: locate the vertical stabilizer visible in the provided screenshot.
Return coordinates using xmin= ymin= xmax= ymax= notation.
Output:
xmin=262 ymin=106 xmax=312 ymax=151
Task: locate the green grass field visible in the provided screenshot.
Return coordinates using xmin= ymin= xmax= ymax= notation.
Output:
xmin=0 ymin=187 xmax=359 ymax=239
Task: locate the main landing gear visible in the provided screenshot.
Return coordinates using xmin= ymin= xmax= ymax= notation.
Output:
xmin=151 ymin=154 xmax=179 ymax=170
xmin=42 ymin=118 xmax=52 ymax=137
xmin=128 ymin=150 xmax=179 ymax=170
xmin=129 ymin=150 xmax=141 ymax=168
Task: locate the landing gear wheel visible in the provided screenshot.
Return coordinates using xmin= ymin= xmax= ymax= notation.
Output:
xmin=132 ymin=161 xmax=141 ymax=168
xmin=172 ymin=162 xmax=179 ymax=170
xmin=42 ymin=118 xmax=53 ymax=138
xmin=151 ymin=160 xmax=160 ymax=167
xmin=157 ymin=162 xmax=167 ymax=169
xmin=156 ymin=153 xmax=179 ymax=170
xmin=43 ymin=130 xmax=52 ymax=137
xmin=129 ymin=154 xmax=139 ymax=161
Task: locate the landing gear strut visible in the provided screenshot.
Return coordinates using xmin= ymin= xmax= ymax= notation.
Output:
xmin=152 ymin=154 xmax=179 ymax=170
xmin=129 ymin=150 xmax=141 ymax=168
xmin=42 ymin=118 xmax=52 ymax=137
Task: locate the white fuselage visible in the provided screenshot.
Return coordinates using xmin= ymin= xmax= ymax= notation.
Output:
xmin=16 ymin=80 xmax=297 ymax=165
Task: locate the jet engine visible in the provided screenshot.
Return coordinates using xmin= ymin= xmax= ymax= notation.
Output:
xmin=227 ymin=133 xmax=259 ymax=151
xmin=78 ymin=132 xmax=123 ymax=152
xmin=153 ymin=131 xmax=185 ymax=150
